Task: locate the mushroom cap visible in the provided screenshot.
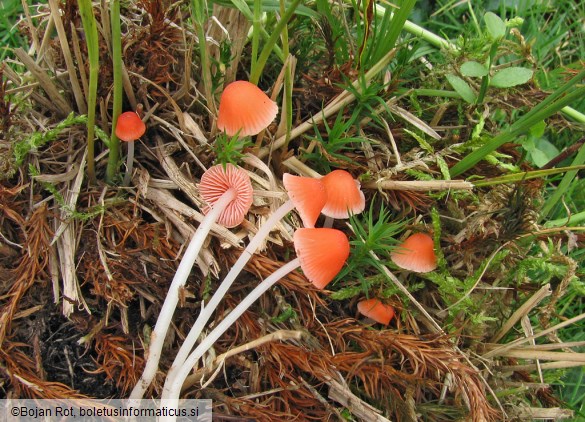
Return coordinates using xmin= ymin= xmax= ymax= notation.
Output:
xmin=390 ymin=233 xmax=437 ymax=273
xmin=115 ymin=111 xmax=146 ymax=142
xmin=357 ymin=298 xmax=395 ymax=325
xmin=320 ymin=170 xmax=366 ymax=219
xmin=199 ymin=164 xmax=254 ymax=228
xmin=282 ymin=173 xmax=327 ymax=228
xmin=217 ymin=81 xmax=278 ymax=137
xmin=293 ymin=228 xmax=350 ymax=289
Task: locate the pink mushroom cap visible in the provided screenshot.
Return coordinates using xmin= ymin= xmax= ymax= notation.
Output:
xmin=282 ymin=173 xmax=327 ymax=228
xmin=357 ymin=298 xmax=395 ymax=325
xmin=390 ymin=233 xmax=437 ymax=273
xmin=199 ymin=164 xmax=254 ymax=228
xmin=293 ymin=228 xmax=350 ymax=289
xmin=217 ymin=81 xmax=278 ymax=137
xmin=115 ymin=111 xmax=146 ymax=142
xmin=320 ymin=170 xmax=366 ymax=219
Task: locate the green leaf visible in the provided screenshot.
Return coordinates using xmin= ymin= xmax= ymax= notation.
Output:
xmin=450 ymin=69 xmax=585 ymax=177
xmin=460 ymin=61 xmax=488 ymax=78
xmin=529 ymin=138 xmax=560 ymax=167
xmin=529 ymin=120 xmax=546 ymax=138
xmin=446 ymin=74 xmax=476 ymax=104
xmin=484 ymin=12 xmax=506 ymax=40
xmin=490 ymin=67 xmax=533 ymax=88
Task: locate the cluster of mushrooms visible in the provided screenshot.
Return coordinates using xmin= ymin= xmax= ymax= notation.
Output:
xmin=123 ymin=81 xmax=438 ymax=410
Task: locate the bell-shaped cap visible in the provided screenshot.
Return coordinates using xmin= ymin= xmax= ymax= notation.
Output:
xmin=199 ymin=164 xmax=254 ymax=228
xmin=293 ymin=228 xmax=350 ymax=289
xmin=217 ymin=81 xmax=278 ymax=137
xmin=320 ymin=170 xmax=365 ymax=219
xmin=282 ymin=173 xmax=327 ymax=228
xmin=115 ymin=111 xmax=146 ymax=142
xmin=357 ymin=298 xmax=395 ymax=325
xmin=390 ymin=233 xmax=437 ymax=273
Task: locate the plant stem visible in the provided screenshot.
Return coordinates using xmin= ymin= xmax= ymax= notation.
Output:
xmin=545 ymin=210 xmax=585 ymax=228
xmin=106 ymin=0 xmax=122 ymax=184
xmin=279 ymin=0 xmax=293 ymax=151
xmin=249 ymin=0 xmax=301 ymax=85
xmin=77 ymin=0 xmax=99 ymax=184
xmin=122 ymin=141 xmax=134 ymax=186
xmin=476 ymin=42 xmax=498 ymax=104
xmin=250 ymin=0 xmax=261 ymax=74
xmin=129 ymin=189 xmax=237 ymax=400
xmin=472 ymin=165 xmax=585 ymax=187
xmin=561 ymin=105 xmax=585 ymax=123
xmin=163 ymin=200 xmax=296 ymax=392
xmin=192 ymin=0 xmax=215 ymax=114
xmin=160 ymin=258 xmax=301 ymax=413
xmin=396 ymin=88 xmax=462 ymax=98
xmin=540 ymin=143 xmax=585 ymax=218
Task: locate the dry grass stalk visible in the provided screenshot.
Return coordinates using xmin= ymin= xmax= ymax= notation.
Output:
xmin=53 ymin=152 xmax=89 ymax=316
xmin=516 ymin=407 xmax=574 ymax=419
xmin=490 ymin=283 xmax=552 ymax=343
xmin=495 ymin=349 xmax=585 ymax=363
xmin=155 ymin=139 xmax=205 ymax=207
xmin=498 ymin=361 xmax=585 ymax=372
xmin=327 ymin=377 xmax=392 ymax=422
xmin=13 ymin=48 xmax=72 ymax=116
xmin=484 ymin=312 xmax=585 ymax=359
xmin=362 ymin=178 xmax=474 ymax=191
xmin=208 ymin=6 xmax=250 ymax=85
xmin=182 ymin=330 xmax=304 ymax=391
xmin=143 ymin=185 xmax=241 ymax=248
xmin=47 ymin=0 xmax=86 ymax=113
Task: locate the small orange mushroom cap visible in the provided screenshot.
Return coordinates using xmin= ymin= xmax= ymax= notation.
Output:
xmin=282 ymin=173 xmax=327 ymax=228
xmin=357 ymin=298 xmax=395 ymax=325
xmin=390 ymin=233 xmax=437 ymax=273
xmin=217 ymin=81 xmax=278 ymax=137
xmin=320 ymin=170 xmax=365 ymax=219
xmin=115 ymin=111 xmax=146 ymax=142
xmin=199 ymin=164 xmax=254 ymax=228
xmin=293 ymin=228 xmax=350 ymax=289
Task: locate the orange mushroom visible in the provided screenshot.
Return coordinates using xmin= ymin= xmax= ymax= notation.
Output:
xmin=161 ymin=178 xmax=329 ymax=395
xmin=357 ymin=298 xmax=395 ymax=325
xmin=199 ymin=163 xmax=254 ymax=228
xmin=133 ymin=163 xmax=253 ymax=400
xmin=320 ymin=170 xmax=365 ymax=219
xmin=115 ymin=111 xmax=146 ymax=186
xmin=294 ymin=228 xmax=350 ymax=289
xmin=163 ymin=227 xmax=350 ymax=402
xmin=115 ymin=111 xmax=146 ymax=142
xmin=282 ymin=173 xmax=327 ymax=228
xmin=217 ymin=81 xmax=278 ymax=137
xmin=390 ymin=232 xmax=437 ymax=273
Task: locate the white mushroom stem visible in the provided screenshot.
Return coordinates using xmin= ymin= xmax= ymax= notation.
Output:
xmin=129 ymin=188 xmax=237 ymax=400
xmin=159 ymin=258 xmax=301 ymax=419
xmin=163 ymin=200 xmax=296 ymax=393
xmin=123 ymin=141 xmax=134 ymax=186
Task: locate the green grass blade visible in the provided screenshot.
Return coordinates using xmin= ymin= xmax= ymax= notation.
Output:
xmin=540 ymin=144 xmax=585 ymax=218
xmin=106 ymin=0 xmax=122 ymax=183
xmin=450 ymin=69 xmax=585 ymax=177
xmin=77 ymin=0 xmax=100 ymax=184
xmin=249 ymin=0 xmax=301 ymax=84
